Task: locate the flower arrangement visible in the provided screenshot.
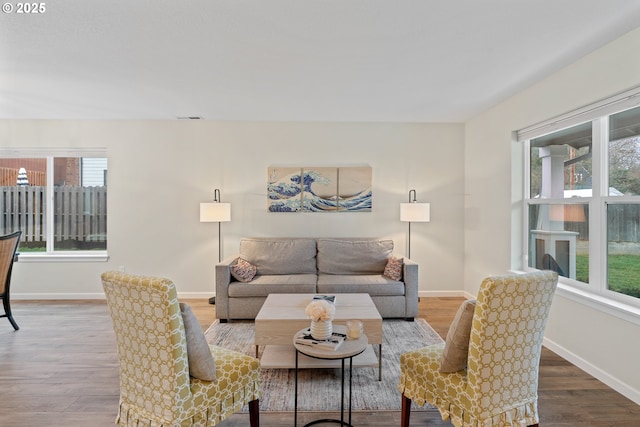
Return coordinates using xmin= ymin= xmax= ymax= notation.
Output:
xmin=305 ymin=299 xmax=335 ymax=322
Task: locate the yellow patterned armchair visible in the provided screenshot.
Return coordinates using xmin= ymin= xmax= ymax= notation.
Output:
xmin=102 ymin=271 xmax=261 ymax=426
xmin=398 ymin=271 xmax=558 ymax=427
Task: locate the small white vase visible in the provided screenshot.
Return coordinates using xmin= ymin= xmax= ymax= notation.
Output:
xmin=310 ymin=319 xmax=333 ymax=340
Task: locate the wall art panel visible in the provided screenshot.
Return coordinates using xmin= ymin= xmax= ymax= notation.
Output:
xmin=267 ymin=166 xmax=371 ymax=212
xmin=337 ymin=166 xmax=372 ymax=212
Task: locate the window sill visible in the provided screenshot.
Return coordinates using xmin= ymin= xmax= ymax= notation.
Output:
xmin=16 ymin=253 xmax=109 ymax=262
xmin=555 ymin=281 xmax=640 ymax=326
xmin=512 ymin=269 xmax=640 ymax=326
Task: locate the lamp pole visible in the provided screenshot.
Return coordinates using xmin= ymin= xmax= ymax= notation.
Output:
xmin=200 ymin=188 xmax=231 ymax=305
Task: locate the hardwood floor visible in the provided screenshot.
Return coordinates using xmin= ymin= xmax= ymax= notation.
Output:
xmin=0 ymin=297 xmax=638 ymax=426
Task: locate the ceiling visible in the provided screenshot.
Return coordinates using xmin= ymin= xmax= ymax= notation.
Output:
xmin=2 ymin=1 xmax=640 ymax=122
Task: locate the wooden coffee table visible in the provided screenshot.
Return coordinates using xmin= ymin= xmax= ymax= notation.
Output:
xmin=255 ymin=293 xmax=383 ymax=379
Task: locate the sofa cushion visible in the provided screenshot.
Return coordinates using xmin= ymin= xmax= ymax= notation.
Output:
xmin=317 ymin=239 xmax=393 ymax=274
xmin=317 ymin=274 xmax=405 ymax=296
xmin=239 ymin=238 xmax=317 ymax=275
xmin=228 ymin=274 xmax=317 ymax=297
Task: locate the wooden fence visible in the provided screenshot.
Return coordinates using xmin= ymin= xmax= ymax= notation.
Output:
xmin=0 ymin=167 xmax=46 ymax=186
xmin=0 ymin=186 xmax=107 ymax=244
xmin=532 ymin=204 xmax=640 ymax=242
xmin=607 ymin=204 xmax=640 ymax=243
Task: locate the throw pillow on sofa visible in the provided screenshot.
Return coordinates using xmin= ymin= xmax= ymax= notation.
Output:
xmin=383 ymin=255 xmax=403 ymax=281
xmin=231 ymin=258 xmax=257 ymax=282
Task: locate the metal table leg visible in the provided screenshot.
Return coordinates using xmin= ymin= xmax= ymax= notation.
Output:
xmin=348 ymin=356 xmax=353 ymax=426
xmin=378 ymin=344 xmax=382 ymax=381
xmin=297 ymin=354 xmax=355 ymax=427
xmin=294 ymin=350 xmax=299 ymax=427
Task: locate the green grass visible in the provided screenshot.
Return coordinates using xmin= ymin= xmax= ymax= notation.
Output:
xmin=576 ymin=254 xmax=589 ymax=283
xmin=17 ymin=247 xmax=46 ymax=252
xmin=576 ymin=254 xmax=640 ymax=298
xmin=608 ymin=255 xmax=640 ymax=298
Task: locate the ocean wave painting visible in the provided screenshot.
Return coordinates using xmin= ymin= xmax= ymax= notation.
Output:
xmin=267 ymin=166 xmax=372 ymax=212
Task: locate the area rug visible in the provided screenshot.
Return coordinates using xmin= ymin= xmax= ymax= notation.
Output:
xmin=205 ymin=318 xmax=443 ymax=412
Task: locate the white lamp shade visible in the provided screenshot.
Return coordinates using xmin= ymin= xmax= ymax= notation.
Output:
xmin=200 ymin=203 xmax=231 ymax=222
xmin=400 ymin=203 xmax=430 ymax=222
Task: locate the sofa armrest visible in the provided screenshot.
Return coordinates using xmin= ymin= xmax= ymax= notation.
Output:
xmin=215 ymin=254 xmax=240 ymax=320
xmin=402 ymin=257 xmax=419 ymax=318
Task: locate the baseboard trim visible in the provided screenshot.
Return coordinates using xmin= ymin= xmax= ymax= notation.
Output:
xmin=419 ymin=290 xmax=473 ymax=298
xmin=13 ymin=292 xmax=215 ymax=300
xmin=12 ymin=293 xmax=106 ymax=300
xmin=543 ymin=336 xmax=640 ymax=405
xmin=19 ymin=291 xmax=462 ymax=300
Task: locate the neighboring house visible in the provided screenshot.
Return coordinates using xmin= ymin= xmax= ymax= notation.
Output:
xmin=81 ymin=158 xmax=108 ymax=187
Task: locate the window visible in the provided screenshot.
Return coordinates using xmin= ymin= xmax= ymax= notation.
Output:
xmin=609 ymin=107 xmax=640 ymax=196
xmin=0 ymin=151 xmax=107 ymax=258
xmin=528 ymin=123 xmax=591 ymax=284
xmin=607 ymin=106 xmax=640 ymax=299
xmin=521 ymin=91 xmax=640 ymax=307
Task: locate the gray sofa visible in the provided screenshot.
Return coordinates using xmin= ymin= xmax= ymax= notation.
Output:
xmin=215 ymin=237 xmax=419 ymax=321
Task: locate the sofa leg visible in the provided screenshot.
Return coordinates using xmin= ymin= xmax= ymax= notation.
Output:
xmin=249 ymin=399 xmax=259 ymax=427
xmin=405 ymin=317 xmax=415 ymax=322
xmin=401 ymin=393 xmax=411 ymax=427
xmin=219 ymin=319 xmax=228 ymax=323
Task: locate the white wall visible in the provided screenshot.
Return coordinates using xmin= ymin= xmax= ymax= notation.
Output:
xmin=465 ymin=27 xmax=640 ymax=402
xmin=0 ymin=120 xmax=465 ymax=299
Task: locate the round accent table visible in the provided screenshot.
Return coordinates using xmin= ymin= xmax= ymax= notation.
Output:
xmin=293 ymin=325 xmax=368 ymax=427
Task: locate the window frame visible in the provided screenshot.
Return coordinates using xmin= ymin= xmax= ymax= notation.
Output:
xmin=0 ymin=148 xmax=108 ymax=262
xmin=519 ymin=87 xmax=640 ymax=325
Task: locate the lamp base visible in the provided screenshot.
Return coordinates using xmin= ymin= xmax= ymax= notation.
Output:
xmin=208 ymin=296 xmax=216 ymax=305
